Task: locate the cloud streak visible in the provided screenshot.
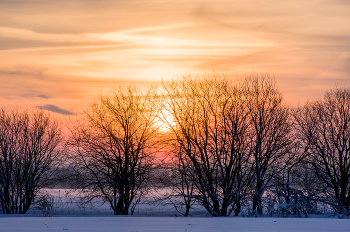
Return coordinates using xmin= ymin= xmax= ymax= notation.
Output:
xmin=0 ymin=27 xmax=96 ymax=43
xmin=37 ymin=104 xmax=75 ymax=115
xmin=21 ymin=94 xmax=52 ymax=99
xmin=0 ymin=0 xmax=349 ymax=109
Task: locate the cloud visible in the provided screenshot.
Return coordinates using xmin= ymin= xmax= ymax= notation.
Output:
xmin=37 ymin=94 xmax=52 ymax=99
xmin=37 ymin=104 xmax=75 ymax=115
xmin=20 ymin=93 xmax=52 ymax=99
xmin=0 ymin=0 xmax=350 ymax=109
xmin=0 ymin=27 xmax=98 ymax=43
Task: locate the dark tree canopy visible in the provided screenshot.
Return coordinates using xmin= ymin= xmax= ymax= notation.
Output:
xmin=161 ymin=73 xmax=292 ymax=216
xmin=244 ymin=76 xmax=294 ymax=215
xmin=2 ymin=74 xmax=350 ymax=218
xmin=295 ymin=87 xmax=350 ymax=215
xmin=69 ymin=85 xmax=160 ymax=215
xmin=0 ymin=109 xmax=62 ymax=214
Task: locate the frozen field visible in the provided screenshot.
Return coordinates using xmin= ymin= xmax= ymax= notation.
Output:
xmin=0 ymin=216 xmax=349 ymax=232
xmin=25 ymin=189 xmax=210 ymax=217
xmin=1 ymin=189 xmax=348 ymax=232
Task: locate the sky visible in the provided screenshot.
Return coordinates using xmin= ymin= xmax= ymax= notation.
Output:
xmin=1 ymin=0 xmax=350 ymax=115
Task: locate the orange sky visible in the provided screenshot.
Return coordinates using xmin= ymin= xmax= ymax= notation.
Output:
xmin=1 ymin=0 xmax=350 ymax=116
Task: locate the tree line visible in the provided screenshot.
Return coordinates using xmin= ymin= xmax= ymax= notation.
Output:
xmin=1 ymin=73 xmax=350 ymax=217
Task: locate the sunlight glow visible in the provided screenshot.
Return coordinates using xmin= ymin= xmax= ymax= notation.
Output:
xmin=156 ymin=109 xmax=176 ymax=133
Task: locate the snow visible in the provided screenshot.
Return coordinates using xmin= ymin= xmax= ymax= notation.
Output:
xmin=26 ymin=188 xmax=209 ymax=217
xmin=1 ymin=189 xmax=348 ymax=231
xmin=0 ymin=216 xmax=349 ymax=232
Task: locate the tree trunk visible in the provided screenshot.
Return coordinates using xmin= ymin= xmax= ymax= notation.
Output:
xmin=253 ymin=178 xmax=263 ymax=214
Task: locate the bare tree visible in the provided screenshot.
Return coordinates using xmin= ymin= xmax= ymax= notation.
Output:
xmin=162 ymin=73 xmax=253 ymax=216
xmin=244 ymin=75 xmax=294 ymax=215
xmin=294 ymin=87 xmax=350 ymax=215
xmin=0 ymin=109 xmax=62 ymax=214
xmin=69 ymin=85 xmax=159 ymax=215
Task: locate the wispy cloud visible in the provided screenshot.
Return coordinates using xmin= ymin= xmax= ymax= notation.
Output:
xmin=37 ymin=104 xmax=75 ymax=115
xmin=20 ymin=94 xmax=52 ymax=99
xmin=0 ymin=27 xmax=96 ymax=43
xmin=0 ymin=0 xmax=349 ymax=109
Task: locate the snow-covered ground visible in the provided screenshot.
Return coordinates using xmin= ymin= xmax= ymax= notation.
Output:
xmin=0 ymin=216 xmax=349 ymax=232
xmin=26 ymin=188 xmax=209 ymax=217
xmin=2 ymin=189 xmax=348 ymax=231
xmin=26 ymin=188 xmax=334 ymax=218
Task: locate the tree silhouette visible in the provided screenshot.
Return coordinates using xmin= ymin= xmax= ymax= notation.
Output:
xmin=69 ymin=85 xmax=159 ymax=215
xmin=295 ymin=87 xmax=350 ymax=215
xmin=0 ymin=109 xmax=62 ymax=214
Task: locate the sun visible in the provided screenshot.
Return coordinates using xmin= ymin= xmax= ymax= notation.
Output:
xmin=155 ymin=109 xmax=176 ymax=133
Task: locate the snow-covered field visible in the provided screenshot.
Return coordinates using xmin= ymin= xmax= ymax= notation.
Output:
xmin=25 ymin=189 xmax=210 ymax=217
xmin=0 ymin=216 xmax=349 ymax=232
xmin=1 ymin=189 xmax=349 ymax=232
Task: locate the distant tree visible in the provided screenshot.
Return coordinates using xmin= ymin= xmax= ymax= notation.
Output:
xmin=270 ymin=140 xmax=307 ymax=214
xmin=291 ymin=161 xmax=321 ymax=216
xmin=243 ymin=75 xmax=294 ymax=215
xmin=0 ymin=109 xmax=62 ymax=214
xmin=69 ymin=85 xmax=159 ymax=215
xmin=34 ymin=193 xmax=55 ymax=217
xmin=294 ymin=87 xmax=350 ymax=215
